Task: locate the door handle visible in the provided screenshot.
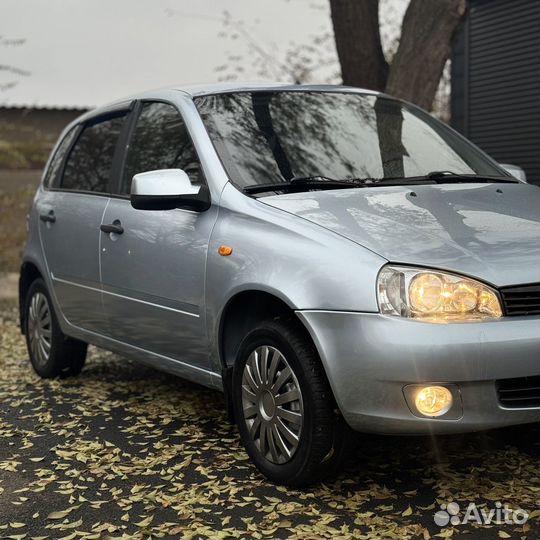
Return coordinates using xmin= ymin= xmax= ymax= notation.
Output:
xmin=39 ymin=210 xmax=56 ymax=223
xmin=100 ymin=221 xmax=124 ymax=235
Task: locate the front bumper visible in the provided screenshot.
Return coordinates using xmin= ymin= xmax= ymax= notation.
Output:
xmin=296 ymin=311 xmax=540 ymax=434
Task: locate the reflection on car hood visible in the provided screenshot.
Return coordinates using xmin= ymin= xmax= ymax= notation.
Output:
xmin=262 ymin=183 xmax=540 ymax=287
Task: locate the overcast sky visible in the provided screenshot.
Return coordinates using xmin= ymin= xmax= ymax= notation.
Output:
xmin=0 ymin=0 xmax=407 ymax=109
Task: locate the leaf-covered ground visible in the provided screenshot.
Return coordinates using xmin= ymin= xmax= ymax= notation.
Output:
xmin=0 ymin=300 xmax=538 ymax=540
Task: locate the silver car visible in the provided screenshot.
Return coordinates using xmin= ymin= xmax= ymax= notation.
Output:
xmin=20 ymin=83 xmax=540 ymax=486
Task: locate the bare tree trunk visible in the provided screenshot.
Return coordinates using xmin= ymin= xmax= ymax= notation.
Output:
xmin=329 ymin=0 xmax=388 ymax=90
xmin=385 ymin=0 xmax=466 ymax=109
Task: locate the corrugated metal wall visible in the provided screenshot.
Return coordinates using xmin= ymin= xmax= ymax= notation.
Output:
xmin=451 ymin=0 xmax=540 ymax=185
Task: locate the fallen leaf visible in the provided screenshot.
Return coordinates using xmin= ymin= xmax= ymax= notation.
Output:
xmin=135 ymin=515 xmax=154 ymax=527
xmin=46 ymin=510 xmax=71 ymax=520
xmin=402 ymin=506 xmax=413 ymax=516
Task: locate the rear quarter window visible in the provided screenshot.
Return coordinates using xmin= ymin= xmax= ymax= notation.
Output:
xmin=61 ymin=115 xmax=125 ymax=193
xmin=43 ymin=127 xmax=77 ymax=188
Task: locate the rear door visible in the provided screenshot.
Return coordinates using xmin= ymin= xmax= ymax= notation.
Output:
xmin=99 ymin=100 xmax=217 ymax=375
xmin=37 ymin=110 xmax=129 ymax=333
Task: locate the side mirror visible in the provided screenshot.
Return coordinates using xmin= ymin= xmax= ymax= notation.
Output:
xmin=130 ymin=169 xmax=211 ymax=211
xmin=499 ymin=163 xmax=527 ymax=183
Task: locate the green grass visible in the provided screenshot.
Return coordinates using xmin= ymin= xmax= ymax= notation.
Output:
xmin=0 ymin=140 xmax=50 ymax=170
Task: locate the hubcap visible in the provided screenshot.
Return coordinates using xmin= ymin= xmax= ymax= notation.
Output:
xmin=27 ymin=292 xmax=52 ymax=367
xmin=242 ymin=345 xmax=304 ymax=464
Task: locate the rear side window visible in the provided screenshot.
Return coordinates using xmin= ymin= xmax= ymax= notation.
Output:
xmin=61 ymin=115 xmax=125 ymax=193
xmin=121 ymin=102 xmax=202 ymax=194
xmin=43 ymin=127 xmax=77 ymax=188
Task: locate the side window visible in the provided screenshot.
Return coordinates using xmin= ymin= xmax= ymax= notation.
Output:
xmin=61 ymin=115 xmax=125 ymax=193
xmin=121 ymin=102 xmax=202 ymax=194
xmin=43 ymin=127 xmax=77 ymax=188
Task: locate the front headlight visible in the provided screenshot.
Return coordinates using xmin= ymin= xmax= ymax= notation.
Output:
xmin=377 ymin=265 xmax=502 ymax=322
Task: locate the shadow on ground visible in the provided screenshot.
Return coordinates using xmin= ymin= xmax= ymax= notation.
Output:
xmin=0 ymin=301 xmax=538 ymax=539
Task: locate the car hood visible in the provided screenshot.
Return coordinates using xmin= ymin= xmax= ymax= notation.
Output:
xmin=262 ymin=183 xmax=540 ymax=287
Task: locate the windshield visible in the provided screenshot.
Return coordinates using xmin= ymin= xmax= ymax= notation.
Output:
xmin=194 ymin=91 xmax=507 ymax=193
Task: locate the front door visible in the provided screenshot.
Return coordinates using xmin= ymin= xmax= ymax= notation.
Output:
xmin=99 ymin=101 xmax=217 ymax=372
xmin=38 ymin=112 xmax=128 ymax=333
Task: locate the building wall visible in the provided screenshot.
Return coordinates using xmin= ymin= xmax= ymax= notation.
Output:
xmin=451 ymin=0 xmax=540 ymax=185
xmin=0 ymin=107 xmax=86 ymax=169
xmin=0 ymin=107 xmax=85 ymax=144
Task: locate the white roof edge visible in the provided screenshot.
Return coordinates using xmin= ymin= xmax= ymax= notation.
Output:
xmin=1 ymin=83 xmax=382 ymax=112
xmin=175 ymin=82 xmax=381 ymax=97
xmin=104 ymin=82 xmax=381 ymax=105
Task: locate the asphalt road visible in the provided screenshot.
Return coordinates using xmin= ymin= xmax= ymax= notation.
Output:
xmin=0 ymin=299 xmax=538 ymax=539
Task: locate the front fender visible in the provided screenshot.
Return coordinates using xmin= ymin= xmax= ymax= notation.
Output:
xmin=205 ymin=184 xmax=387 ymax=372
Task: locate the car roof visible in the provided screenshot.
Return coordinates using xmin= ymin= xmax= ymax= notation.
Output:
xmin=71 ymin=83 xmax=383 ymax=125
xmin=173 ymin=82 xmax=380 ymax=97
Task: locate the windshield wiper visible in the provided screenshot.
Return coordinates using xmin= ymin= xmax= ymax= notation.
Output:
xmin=424 ymin=171 xmax=518 ymax=183
xmin=243 ymin=176 xmax=366 ymax=195
xmin=242 ymin=171 xmax=519 ymax=195
xmin=352 ymin=171 xmax=518 ymax=185
xmin=346 ymin=172 xmax=519 ymax=186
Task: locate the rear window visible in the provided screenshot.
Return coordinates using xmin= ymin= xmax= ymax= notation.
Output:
xmin=61 ymin=115 xmax=125 ymax=193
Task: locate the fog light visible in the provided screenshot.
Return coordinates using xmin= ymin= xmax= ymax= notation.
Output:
xmin=415 ymin=386 xmax=453 ymax=417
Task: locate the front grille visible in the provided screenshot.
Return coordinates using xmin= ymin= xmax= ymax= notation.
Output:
xmin=500 ymin=283 xmax=540 ymax=316
xmin=497 ymin=376 xmax=540 ymax=408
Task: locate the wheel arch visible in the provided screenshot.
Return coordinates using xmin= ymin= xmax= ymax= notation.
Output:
xmin=217 ymin=288 xmax=329 ymax=423
xmin=19 ymin=260 xmax=45 ymax=334
xmin=219 ymin=289 xmax=297 ymax=371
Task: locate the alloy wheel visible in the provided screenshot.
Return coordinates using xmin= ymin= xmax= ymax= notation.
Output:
xmin=28 ymin=292 xmax=52 ymax=367
xmin=241 ymin=345 xmax=304 ymax=464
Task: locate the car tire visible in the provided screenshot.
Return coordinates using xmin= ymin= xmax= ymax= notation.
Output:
xmin=24 ymin=278 xmax=87 ymax=378
xmin=232 ymin=317 xmax=344 ymax=487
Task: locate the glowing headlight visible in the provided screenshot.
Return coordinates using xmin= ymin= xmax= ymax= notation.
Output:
xmin=377 ymin=266 xmax=502 ymax=322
